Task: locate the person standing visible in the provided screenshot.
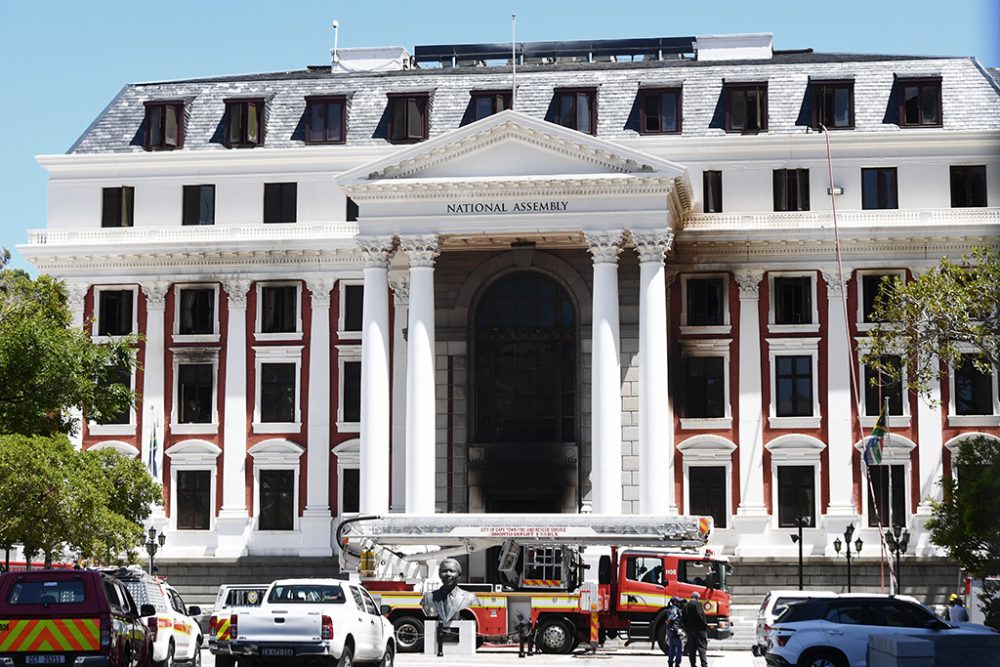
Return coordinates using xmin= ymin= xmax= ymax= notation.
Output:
xmin=665 ymin=597 xmax=686 ymax=667
xmin=682 ymin=591 xmax=709 ymax=667
xmin=946 ymin=593 xmax=969 ymax=622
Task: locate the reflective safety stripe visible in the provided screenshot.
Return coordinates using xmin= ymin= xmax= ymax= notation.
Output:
xmin=215 ymin=618 xmax=230 ymax=640
xmin=530 ymin=596 xmax=579 ymax=610
xmin=173 ymin=622 xmax=191 ymax=635
xmin=0 ymin=618 xmax=101 ymax=652
xmin=522 ymin=579 xmax=561 ymax=588
xmin=589 ymin=612 xmax=599 ymax=643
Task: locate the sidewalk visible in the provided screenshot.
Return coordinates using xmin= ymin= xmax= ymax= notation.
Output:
xmin=393 ymin=644 xmax=766 ymax=666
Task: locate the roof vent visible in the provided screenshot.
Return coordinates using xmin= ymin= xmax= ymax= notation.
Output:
xmin=694 ymin=33 xmax=773 ymax=62
xmin=331 ymin=46 xmax=412 ymax=73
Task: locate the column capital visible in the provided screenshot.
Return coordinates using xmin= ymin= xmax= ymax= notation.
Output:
xmin=66 ymin=282 xmax=89 ymax=315
xmin=821 ymin=269 xmax=846 ymax=297
xmin=585 ymin=230 xmax=625 ymax=265
xmin=389 ymin=272 xmax=410 ymax=306
xmin=735 ymin=269 xmax=765 ymax=299
xmin=631 ymin=229 xmax=674 ymax=264
xmin=399 ymin=235 xmax=440 ymax=268
xmin=222 ymin=277 xmax=252 ymax=308
xmin=357 ymin=236 xmax=396 ymax=268
xmin=140 ymin=281 xmax=170 ymax=311
xmin=305 ymin=278 xmax=335 ymax=308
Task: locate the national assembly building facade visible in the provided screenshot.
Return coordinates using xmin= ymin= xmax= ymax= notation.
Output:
xmin=20 ymin=33 xmax=1000 ymax=566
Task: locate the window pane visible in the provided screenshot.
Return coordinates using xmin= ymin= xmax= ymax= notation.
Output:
xmin=955 ymin=355 xmax=994 ymax=415
xmin=261 ymin=285 xmax=297 ymax=333
xmin=558 ymin=93 xmax=575 ymax=127
xmin=868 ymin=465 xmax=906 ymax=527
xmin=687 ymin=278 xmax=724 ymax=326
xmin=148 ymin=106 xmax=163 ymax=146
xmin=98 ymin=290 xmax=133 ymax=336
xmin=391 ymin=98 xmax=406 ymax=140
xmin=688 ymin=467 xmax=727 ymax=528
xmin=660 ymin=92 xmax=677 ymax=131
xmin=407 ymin=97 xmax=423 ymax=138
xmin=951 ymin=166 xmax=987 ymax=207
xmin=643 ymin=94 xmax=660 ymax=132
xmin=328 ymin=102 xmax=343 ymax=142
xmin=261 ymin=363 xmax=296 ymax=422
xmin=247 ymin=102 xmax=259 ymax=143
xmin=903 ymin=86 xmax=920 ymax=125
xmin=865 ymin=355 xmax=903 ymax=416
xmin=776 ymin=355 xmax=813 ymax=417
xmin=919 ymin=85 xmax=939 ymax=124
xmin=703 ymin=171 xmax=722 ymax=213
xmin=308 ymin=103 xmax=326 ymax=142
xmin=778 ymin=465 xmax=815 ymax=527
xmin=343 ymin=361 xmax=361 ymax=423
xmin=343 ymin=285 xmax=363 ymax=332
xmin=475 ymin=96 xmax=494 ymax=120
xmin=683 ymin=356 xmax=726 ymax=418
xmin=99 ymin=365 xmax=132 ymax=425
xmin=833 ymin=87 xmax=850 ymax=126
xmin=179 ymin=364 xmax=213 ymax=423
xmin=179 ymin=288 xmax=214 ymax=335
xmin=342 ymin=468 xmax=360 ymax=514
xmin=165 ymin=106 xmax=179 ymax=146
xmin=259 ymin=469 xmax=294 ymax=531
xmin=177 ymin=470 xmax=211 ymax=530
xmin=774 ymin=277 xmax=812 ymax=325
xmin=227 ymin=104 xmax=243 ymax=145
xmin=731 ymin=90 xmax=746 ymax=130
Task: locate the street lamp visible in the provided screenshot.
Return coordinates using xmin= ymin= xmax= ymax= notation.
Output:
xmin=789 ymin=515 xmax=812 ymax=591
xmin=886 ymin=526 xmax=910 ymax=593
xmin=833 ymin=524 xmax=863 ymax=593
xmin=144 ymin=526 xmax=166 ymax=574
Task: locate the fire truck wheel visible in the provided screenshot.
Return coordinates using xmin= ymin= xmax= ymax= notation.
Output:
xmin=392 ymin=615 xmax=425 ymax=653
xmin=654 ymin=620 xmax=670 ymax=654
xmin=535 ymin=618 xmax=575 ymax=654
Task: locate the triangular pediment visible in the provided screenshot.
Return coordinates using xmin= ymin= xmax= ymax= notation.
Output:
xmin=337 ymin=110 xmax=689 ymax=186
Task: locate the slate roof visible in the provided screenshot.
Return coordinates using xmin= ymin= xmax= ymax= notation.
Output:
xmin=70 ymin=51 xmax=1000 ymax=154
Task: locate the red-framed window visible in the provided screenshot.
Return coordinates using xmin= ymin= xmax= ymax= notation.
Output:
xmin=639 ymin=87 xmax=681 ymax=134
xmin=305 ymin=95 xmax=347 ymax=144
xmin=143 ymin=101 xmax=184 ymax=150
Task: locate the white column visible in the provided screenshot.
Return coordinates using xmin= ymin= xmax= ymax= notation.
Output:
xmin=389 ymin=273 xmax=410 ymax=513
xmin=140 ymin=282 xmax=169 ymax=496
xmin=302 ymin=278 xmax=334 ymax=555
xmin=586 ymin=231 xmax=624 ymax=515
xmin=358 ymin=237 xmax=394 ymax=514
xmin=734 ymin=270 xmax=768 ymax=517
xmin=822 ymin=271 xmax=859 ymax=518
xmin=66 ymin=282 xmax=88 ymax=449
xmin=401 ymin=235 xmax=440 ymax=515
xmin=633 ymin=230 xmax=674 ymax=515
xmin=913 ymin=360 xmax=943 ymax=554
xmin=217 ymin=278 xmax=251 ymax=558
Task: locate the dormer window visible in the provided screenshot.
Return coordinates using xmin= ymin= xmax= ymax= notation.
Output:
xmin=388 ymin=92 xmax=429 ymax=143
xmin=898 ymin=77 xmax=942 ymax=127
xmin=225 ymin=98 xmax=265 ymax=148
xmin=812 ymin=80 xmax=854 ymax=129
xmin=144 ymin=101 xmax=184 ymax=150
xmin=305 ymin=96 xmax=347 ymax=144
xmin=723 ymin=83 xmax=767 ymax=133
xmin=639 ymin=88 xmax=681 ymax=134
xmin=470 ymin=91 xmax=511 ymax=122
xmin=553 ymin=88 xmax=597 ymax=134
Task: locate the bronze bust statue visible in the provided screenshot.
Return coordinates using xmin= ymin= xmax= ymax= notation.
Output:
xmin=420 ymin=558 xmax=479 ymax=655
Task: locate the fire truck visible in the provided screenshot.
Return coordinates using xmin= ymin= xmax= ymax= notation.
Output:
xmin=336 ymin=514 xmax=731 ymax=654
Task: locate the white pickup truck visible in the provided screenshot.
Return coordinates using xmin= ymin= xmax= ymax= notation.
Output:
xmin=227 ymin=578 xmax=395 ymax=667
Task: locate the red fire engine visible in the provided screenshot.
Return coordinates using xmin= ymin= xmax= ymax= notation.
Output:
xmin=336 ymin=514 xmax=731 ymax=654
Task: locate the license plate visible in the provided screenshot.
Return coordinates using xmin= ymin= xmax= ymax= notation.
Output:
xmin=26 ymin=657 xmax=65 ymax=665
xmin=262 ymin=647 xmax=294 ymax=657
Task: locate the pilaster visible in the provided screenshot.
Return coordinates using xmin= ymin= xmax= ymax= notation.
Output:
xmin=302 ymin=277 xmax=334 ymax=556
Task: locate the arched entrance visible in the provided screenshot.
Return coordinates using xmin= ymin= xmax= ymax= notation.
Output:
xmin=471 ymin=270 xmax=578 ymax=514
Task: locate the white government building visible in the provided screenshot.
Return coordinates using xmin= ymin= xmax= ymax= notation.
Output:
xmin=20 ymin=32 xmax=1000 ymax=563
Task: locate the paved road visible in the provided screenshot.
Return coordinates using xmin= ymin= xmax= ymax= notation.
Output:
xmin=200 ymin=643 xmax=766 ymax=666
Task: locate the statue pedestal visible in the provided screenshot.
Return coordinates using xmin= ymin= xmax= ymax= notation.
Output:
xmin=424 ymin=620 xmax=476 ymax=655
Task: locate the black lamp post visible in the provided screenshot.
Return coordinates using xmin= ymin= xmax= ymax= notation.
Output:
xmin=833 ymin=524 xmax=863 ymax=592
xmin=144 ymin=526 xmax=166 ymax=574
xmin=886 ymin=526 xmax=910 ymax=593
xmin=789 ymin=515 xmax=811 ymax=591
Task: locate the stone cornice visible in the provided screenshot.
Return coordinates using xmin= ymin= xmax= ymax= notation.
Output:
xmin=342 ymin=174 xmax=681 ymax=201
xmin=25 ymin=247 xmax=361 ymax=274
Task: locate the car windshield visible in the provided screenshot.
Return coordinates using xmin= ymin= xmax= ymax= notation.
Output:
xmin=267 ymin=585 xmax=346 ymax=604
xmin=773 ymin=596 xmax=808 ymax=617
xmin=7 ymin=580 xmax=86 ymax=605
xmin=121 ymin=580 xmax=167 ymax=611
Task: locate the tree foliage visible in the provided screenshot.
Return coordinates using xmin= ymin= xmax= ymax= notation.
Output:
xmin=0 ymin=435 xmax=161 ymax=565
xmin=926 ymin=436 xmax=1000 ymax=629
xmin=0 ymin=269 xmax=138 ymax=436
xmin=862 ymin=247 xmax=1000 ymax=400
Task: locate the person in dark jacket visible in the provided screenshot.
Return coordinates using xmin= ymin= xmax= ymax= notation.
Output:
xmin=681 ymin=591 xmax=709 ymax=667
xmin=665 ymin=597 xmax=686 ymax=667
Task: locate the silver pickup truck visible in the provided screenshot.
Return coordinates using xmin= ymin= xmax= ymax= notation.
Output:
xmin=227 ymin=578 xmax=395 ymax=667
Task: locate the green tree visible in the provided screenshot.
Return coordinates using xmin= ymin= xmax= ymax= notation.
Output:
xmin=926 ymin=436 xmax=1000 ymax=630
xmin=0 ymin=435 xmax=161 ymax=566
xmin=0 ymin=269 xmax=138 ymax=436
xmin=862 ymin=247 xmax=1000 ymax=399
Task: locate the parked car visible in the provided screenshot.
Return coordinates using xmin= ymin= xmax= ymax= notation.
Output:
xmin=0 ymin=568 xmax=153 ymax=666
xmin=228 ymin=578 xmax=395 ymax=666
xmin=752 ymin=590 xmax=836 ymax=656
xmin=207 ymin=583 xmax=269 ymax=667
xmin=766 ymin=594 xmax=997 ymax=667
xmin=111 ymin=568 xmax=203 ymax=667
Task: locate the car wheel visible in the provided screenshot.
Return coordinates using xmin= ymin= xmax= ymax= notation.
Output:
xmin=535 ymin=618 xmax=575 ymax=654
xmin=799 ymin=650 xmax=847 ymax=667
xmin=188 ymin=643 xmax=201 ymax=667
xmin=654 ymin=621 xmax=670 ymax=654
xmin=377 ymin=642 xmax=395 ymax=667
xmin=336 ymin=643 xmax=354 ymax=667
xmin=392 ymin=615 xmax=424 ymax=653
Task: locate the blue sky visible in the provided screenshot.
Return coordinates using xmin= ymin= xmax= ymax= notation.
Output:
xmin=1 ymin=0 xmax=996 ymax=273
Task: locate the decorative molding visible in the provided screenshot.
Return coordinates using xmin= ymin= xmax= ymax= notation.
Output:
xmin=389 ymin=272 xmax=410 ymax=306
xmin=734 ymin=270 xmax=764 ymax=298
xmin=399 ymin=235 xmax=440 ymax=268
xmin=344 ymin=175 xmax=679 ymax=202
xmin=141 ymin=282 xmax=170 ymax=310
xmin=356 ymin=236 xmax=395 ymax=269
xmin=632 ymin=229 xmax=675 ymax=263
xmin=222 ymin=278 xmax=252 ymax=308
xmin=66 ymin=282 xmax=88 ymax=315
xmin=821 ymin=269 xmax=847 ymax=297
xmin=305 ymin=278 xmax=335 ymax=308
xmin=585 ymin=231 xmax=624 ymax=265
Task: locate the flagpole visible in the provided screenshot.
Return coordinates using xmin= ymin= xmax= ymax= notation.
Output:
xmin=884 ymin=395 xmax=893 ymax=594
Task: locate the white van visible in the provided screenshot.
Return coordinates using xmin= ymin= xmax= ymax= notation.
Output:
xmin=752 ymin=589 xmax=836 ymax=656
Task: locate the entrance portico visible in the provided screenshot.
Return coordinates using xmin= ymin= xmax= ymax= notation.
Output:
xmin=338 ymin=110 xmax=692 ymax=515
